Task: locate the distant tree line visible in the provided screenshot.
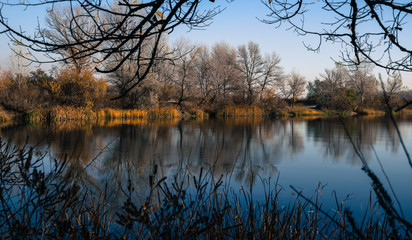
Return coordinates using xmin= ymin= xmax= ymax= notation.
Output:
xmin=307 ymin=63 xmax=408 ymax=111
xmin=0 ymin=39 xmax=410 ymax=116
xmin=0 ymin=2 xmax=410 ymax=118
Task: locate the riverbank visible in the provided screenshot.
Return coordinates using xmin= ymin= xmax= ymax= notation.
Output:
xmin=1 ymin=104 xmax=410 ymax=124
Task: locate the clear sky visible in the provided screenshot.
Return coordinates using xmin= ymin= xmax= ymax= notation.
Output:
xmin=0 ymin=0 xmax=411 ymax=87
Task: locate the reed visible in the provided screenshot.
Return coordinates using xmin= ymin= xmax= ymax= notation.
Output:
xmin=356 ymin=108 xmax=385 ymax=115
xmin=218 ymin=106 xmax=264 ymax=117
xmin=295 ymin=108 xmax=324 ymax=116
xmin=21 ymin=107 xmax=182 ymax=123
xmin=96 ymin=108 xmax=148 ymax=119
xmin=23 ymin=107 xmax=96 ymax=122
xmin=189 ymin=108 xmax=209 ymax=119
xmin=148 ymin=107 xmax=180 ymax=119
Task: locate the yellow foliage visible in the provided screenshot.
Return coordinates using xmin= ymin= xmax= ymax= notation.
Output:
xmin=299 ymin=108 xmax=323 ymax=115
xmin=0 ymin=69 xmax=14 ymax=90
xmin=56 ymin=67 xmax=107 ymax=108
xmin=189 ymin=109 xmax=209 ymax=119
xmin=0 ymin=109 xmax=11 ymax=123
xmin=148 ymin=107 xmax=180 ymax=119
xmin=357 ymin=108 xmax=385 ymax=115
xmin=96 ymin=108 xmax=148 ymax=119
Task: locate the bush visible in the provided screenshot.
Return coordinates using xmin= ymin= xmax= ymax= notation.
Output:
xmin=56 ymin=67 xmax=107 ymax=108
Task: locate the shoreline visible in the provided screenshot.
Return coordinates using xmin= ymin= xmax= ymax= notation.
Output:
xmin=0 ymin=105 xmax=408 ymax=125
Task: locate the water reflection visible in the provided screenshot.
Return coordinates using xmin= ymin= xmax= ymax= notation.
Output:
xmin=306 ymin=116 xmax=402 ymax=165
xmin=1 ymin=116 xmax=411 ymax=210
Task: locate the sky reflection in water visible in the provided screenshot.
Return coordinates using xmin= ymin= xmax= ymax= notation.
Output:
xmin=1 ymin=116 xmax=411 ymax=220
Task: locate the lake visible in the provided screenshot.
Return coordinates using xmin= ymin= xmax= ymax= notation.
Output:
xmin=1 ymin=115 xmax=412 ymax=221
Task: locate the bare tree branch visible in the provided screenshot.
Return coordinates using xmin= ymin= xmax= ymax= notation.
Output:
xmin=262 ymin=0 xmax=412 ymax=72
xmin=0 ymin=0 xmax=222 ymax=96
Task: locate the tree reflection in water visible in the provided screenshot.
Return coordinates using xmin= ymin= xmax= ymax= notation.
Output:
xmin=0 ymin=116 xmax=410 ymax=213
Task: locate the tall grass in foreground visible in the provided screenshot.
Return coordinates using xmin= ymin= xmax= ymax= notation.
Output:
xmin=1 ymin=138 xmax=410 ymax=239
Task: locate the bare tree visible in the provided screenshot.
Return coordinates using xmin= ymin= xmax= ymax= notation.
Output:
xmin=169 ymin=38 xmax=198 ymax=105
xmin=0 ymin=0 xmax=220 ymax=95
xmin=384 ymin=72 xmax=403 ymax=95
xmin=237 ymin=41 xmax=264 ymax=105
xmin=346 ymin=63 xmax=377 ymax=104
xmin=259 ymin=52 xmax=283 ymax=100
xmin=44 ymin=5 xmax=95 ymax=70
xmin=210 ymin=41 xmax=240 ymax=104
xmin=321 ymin=64 xmax=349 ymax=105
xmin=8 ymin=46 xmax=31 ymax=89
xmin=262 ymin=0 xmax=412 ymax=72
xmin=278 ymin=70 xmax=306 ymax=107
xmin=193 ymin=44 xmax=212 ymax=103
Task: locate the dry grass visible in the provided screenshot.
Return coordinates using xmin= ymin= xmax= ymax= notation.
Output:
xmin=357 ymin=108 xmax=385 ymax=115
xmin=218 ymin=106 xmax=264 ymax=117
xmin=287 ymin=106 xmax=326 ymax=116
xmin=0 ymin=109 xmax=11 ymax=123
xmin=23 ymin=107 xmax=182 ymax=123
xmin=96 ymin=108 xmax=148 ymax=119
xmin=96 ymin=107 xmax=180 ymax=120
xmin=188 ymin=108 xmax=209 ymax=119
xmin=148 ymin=107 xmax=180 ymax=119
xmin=24 ymin=107 xmax=95 ymax=122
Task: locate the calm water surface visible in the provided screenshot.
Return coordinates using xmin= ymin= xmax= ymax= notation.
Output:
xmin=1 ymin=116 xmax=412 ymax=219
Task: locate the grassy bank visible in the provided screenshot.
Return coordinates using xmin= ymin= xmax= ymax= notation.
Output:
xmin=2 ymin=104 xmax=411 ymax=124
xmin=21 ymin=106 xmax=188 ymax=123
xmin=0 ymin=140 xmax=410 ymax=239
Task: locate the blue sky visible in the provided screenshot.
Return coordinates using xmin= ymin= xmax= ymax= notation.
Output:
xmin=0 ymin=0 xmax=410 ymax=87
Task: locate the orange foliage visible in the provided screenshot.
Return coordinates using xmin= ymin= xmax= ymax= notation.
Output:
xmin=56 ymin=67 xmax=107 ymax=108
xmin=148 ymin=107 xmax=180 ymax=119
xmin=96 ymin=108 xmax=148 ymax=119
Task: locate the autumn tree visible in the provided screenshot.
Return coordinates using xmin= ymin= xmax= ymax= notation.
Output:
xmin=0 ymin=52 xmax=41 ymax=112
xmin=55 ymin=67 xmax=106 ymax=108
xmin=28 ymin=69 xmax=60 ymax=107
